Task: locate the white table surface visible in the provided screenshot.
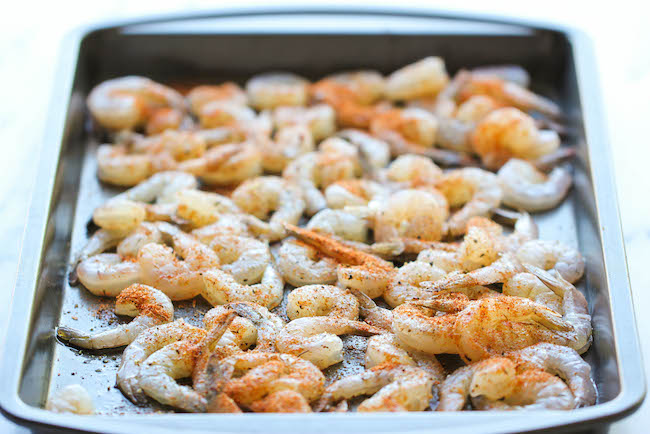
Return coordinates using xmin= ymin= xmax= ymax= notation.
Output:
xmin=1 ymin=1 xmax=648 ymax=432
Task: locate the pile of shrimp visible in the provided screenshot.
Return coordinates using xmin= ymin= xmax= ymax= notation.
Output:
xmin=48 ymin=58 xmax=596 ymax=415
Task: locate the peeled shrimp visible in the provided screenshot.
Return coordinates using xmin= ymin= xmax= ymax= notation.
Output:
xmin=275 ymin=316 xmax=384 ymax=369
xmin=116 ymin=319 xmax=206 ymax=403
xmin=96 ymin=144 xmax=152 ymax=187
xmin=174 ymin=189 xmax=241 ymax=228
xmin=46 ymin=384 xmax=94 ymax=415
xmin=497 ymin=158 xmax=572 ymax=211
xmin=275 ymin=239 xmax=338 ymax=287
xmin=226 ymin=301 xmax=286 ymax=352
xmin=517 ymin=240 xmax=585 ymax=284
xmin=202 ymin=264 xmax=284 ymax=309
xmin=383 ymin=261 xmax=447 ymax=308
xmin=58 ymin=284 xmax=173 ymax=349
xmin=196 ymin=143 xmax=263 ymax=185
xmin=116 ymin=222 xmax=163 ymax=258
xmin=383 ymin=154 xmax=442 ymax=187
xmin=306 ymin=209 xmax=370 ymax=243
xmin=87 ymin=76 xmax=185 ymax=131
xmin=316 ymin=363 xmax=435 ymax=412
xmin=285 ymin=224 xmax=395 ymax=299
xmin=436 ymin=167 xmax=503 ymax=237
xmin=314 ymin=70 xmax=385 ymax=105
xmin=273 ymin=104 xmax=337 ymax=142
xmin=138 ymin=232 xmax=220 ymax=300
xmin=337 ymin=129 xmax=391 ymax=171
xmin=246 ymin=72 xmax=309 ymax=110
xmin=324 ymin=179 xmax=389 ymax=210
xmin=261 ymin=124 xmax=314 ymax=173
xmin=77 ymin=253 xmax=142 ymax=297
xmin=503 ymin=272 xmax=563 ymax=313
xmin=198 ymin=352 xmax=325 ymax=412
xmin=471 ymin=108 xmax=561 ymax=170
xmin=197 ymin=101 xmax=256 ymax=129
xmin=208 ymin=235 xmax=270 ymax=285
xmin=385 ymin=57 xmax=449 ymax=101
xmin=187 ymin=83 xmax=247 ymax=115
xmin=365 ymin=334 xmax=445 ymax=382
xmin=190 ymin=214 xmax=251 ymax=243
xmin=286 ymin=285 xmax=359 ymax=320
xmin=232 ymin=176 xmax=305 ymax=241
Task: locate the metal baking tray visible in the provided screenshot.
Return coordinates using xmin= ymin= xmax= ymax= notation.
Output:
xmin=0 ymin=6 xmax=644 ymax=434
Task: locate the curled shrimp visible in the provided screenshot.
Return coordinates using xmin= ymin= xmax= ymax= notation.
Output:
xmin=285 ymin=224 xmax=395 ymax=299
xmin=77 ymin=253 xmax=142 ymax=297
xmin=187 ymin=83 xmax=248 ymax=115
xmin=87 ymin=76 xmax=185 ymax=131
xmin=97 ymin=144 xmax=152 ymax=187
xmin=209 ymin=235 xmax=271 ymax=285
xmin=383 ymin=261 xmax=447 ymax=308
xmin=316 ymin=363 xmax=435 ymax=412
xmin=471 ymin=108 xmax=561 ymax=170
xmin=246 ymin=72 xmax=309 ymax=110
xmin=275 ymin=239 xmax=338 ymax=287
xmin=311 ymin=76 xmax=384 ymax=129
xmin=116 ymin=222 xmax=164 ymax=258
xmin=349 ymin=288 xmax=393 ymax=331
xmin=337 ymin=129 xmax=391 ymax=171
xmin=503 ymin=272 xmax=563 ymax=314
xmin=137 ymin=312 xmax=236 ymax=412
xmin=198 ymin=352 xmax=325 ymax=413
xmin=195 ymin=143 xmax=263 ymax=186
xmin=202 ymin=263 xmax=284 ymax=309
xmin=46 ymin=384 xmax=94 ymax=415
xmin=190 ymin=214 xmax=251 ymax=243
xmin=497 ymin=158 xmax=572 ymax=212
xmin=383 ymin=154 xmax=442 ymax=187
xmin=438 ymin=357 xmax=575 ymax=411
xmin=306 ymin=209 xmax=370 ymax=243
xmin=226 ymin=301 xmax=286 ymax=352
xmin=232 ymin=176 xmax=305 ymax=241
xmin=273 ymin=104 xmax=337 ymax=142
xmin=133 ymin=130 xmax=206 ymax=163
xmin=197 ymin=101 xmax=256 ymax=129
xmin=286 ymin=284 xmax=359 ymax=320
xmin=324 ymin=179 xmax=389 ymax=210
xmin=435 ymin=167 xmax=503 ymax=237
xmin=385 ymin=57 xmax=449 ymax=101
xmin=116 ymin=319 xmax=206 ymax=403
xmin=517 ymin=240 xmax=585 ymax=283
xmin=261 ymin=124 xmax=314 ymax=173
xmin=275 ymin=316 xmax=385 ymax=369
xmin=57 ymin=284 xmax=173 ymax=349
xmin=174 ymin=189 xmax=241 ymax=228
xmin=138 ymin=232 xmax=220 ymax=300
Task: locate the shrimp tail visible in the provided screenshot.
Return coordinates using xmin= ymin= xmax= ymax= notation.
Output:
xmin=56 ymin=327 xmax=90 ymax=347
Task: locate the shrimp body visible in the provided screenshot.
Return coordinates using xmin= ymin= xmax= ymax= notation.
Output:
xmin=175 ymin=189 xmax=241 ymax=228
xmin=276 ymin=239 xmax=338 ymax=286
xmin=392 ymin=300 xmax=461 ymax=355
xmin=324 ymin=179 xmax=389 ymax=210
xmin=384 ymin=261 xmax=447 ymax=308
xmin=232 ymin=176 xmax=305 ymax=241
xmin=436 ymin=167 xmax=503 ymax=237
xmin=57 ymin=284 xmax=173 ymax=349
xmin=275 ymin=316 xmax=384 ymax=369
xmin=384 ymin=154 xmax=442 ymax=186
xmin=337 ymin=129 xmax=391 ymax=171
xmin=87 ymin=76 xmax=185 ymax=131
xmin=365 ymin=334 xmax=445 ymax=382
xmin=273 ymin=104 xmax=337 ymax=142
xmin=97 ymin=144 xmax=152 ymax=187
xmin=306 ymin=209 xmax=370 ymax=243
xmin=517 ymin=240 xmax=585 ymax=284
xmin=77 ymin=253 xmax=142 ymax=297
xmin=198 ymin=143 xmax=263 ymax=185
xmin=187 ymin=82 xmax=248 ymax=115
xmin=498 ymin=158 xmax=572 ymax=212
xmin=246 ymin=72 xmax=309 ymax=109
xmin=503 ymin=272 xmax=563 ymax=313
xmin=116 ymin=222 xmax=164 ymax=258
xmin=286 ymin=285 xmax=359 ymax=320
xmin=385 ymin=57 xmax=449 ymax=101
xmin=202 ymin=264 xmax=284 ymax=309
xmin=226 ymin=301 xmax=286 ymax=352
xmin=209 ymin=235 xmax=271 ymax=285
xmin=116 ymin=319 xmax=206 ymax=403
xmin=261 ymin=124 xmax=314 ymax=173
xmin=316 ymin=363 xmax=435 ymax=412
xmin=46 ymin=384 xmax=94 ymax=415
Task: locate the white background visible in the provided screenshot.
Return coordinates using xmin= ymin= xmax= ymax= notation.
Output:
xmin=1 ymin=1 xmax=649 ymax=432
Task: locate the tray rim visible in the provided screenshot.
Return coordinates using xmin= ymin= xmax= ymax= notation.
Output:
xmin=0 ymin=6 xmax=644 ymax=434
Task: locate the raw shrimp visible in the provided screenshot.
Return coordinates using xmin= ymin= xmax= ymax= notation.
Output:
xmin=246 ymin=72 xmax=309 ymax=109
xmin=311 ymin=76 xmax=384 ymax=129
xmin=249 ymin=390 xmax=312 ymax=413
xmin=497 ymin=158 xmax=572 ymax=212
xmin=138 ymin=232 xmax=220 ymax=300
xmin=190 ymin=214 xmax=251 ymax=243
xmin=137 ymin=313 xmax=235 ymax=412
xmin=198 ymin=352 xmax=325 ymax=412
xmin=383 ymin=154 xmax=442 ymax=187
xmin=196 ymin=143 xmax=263 ymax=185
xmin=116 ymin=170 xmax=198 ymax=204
xmin=116 ymin=222 xmax=163 ymax=258
xmin=436 ymin=167 xmax=503 ymax=237
xmin=471 ymin=108 xmax=561 ymax=170
xmin=420 ymin=254 xmax=522 ymax=292
xmin=349 ymin=288 xmax=394 ymax=331
xmin=316 ymin=363 xmax=435 ymax=412
xmin=503 ymin=272 xmax=563 ymax=314
xmin=273 ymin=104 xmax=337 ymax=141
xmin=133 ymin=130 xmax=206 ymax=162
xmin=92 ymin=199 xmax=146 ymax=234
xmin=175 ymin=189 xmax=241 ymax=228
xmin=202 ymin=264 xmax=284 ymax=309
xmin=383 ymin=261 xmax=447 ymax=308
xmin=337 ymin=129 xmax=391 ymax=171
xmin=438 ymin=357 xmax=575 ymax=411
xmin=57 ymin=284 xmax=173 ymax=349
xmin=455 ymin=95 xmax=499 ymax=123
xmin=226 ymin=301 xmax=286 ymax=352
xmin=314 ymin=70 xmax=385 ymax=105
xmin=285 ymin=224 xmax=395 ymax=299
xmin=96 ymin=144 xmax=152 ymax=187
xmin=306 ymin=209 xmax=370 ymax=243
xmin=324 ymin=179 xmax=389 ymax=210
xmin=261 ymin=124 xmax=314 ymax=173
xmin=186 ymin=83 xmax=248 ymax=115
xmin=116 ymin=319 xmax=206 ymax=403
xmin=87 ymin=76 xmax=185 ymax=131
xmin=275 ymin=239 xmax=338 ymax=287
xmin=209 ymin=235 xmax=271 ymax=284
xmin=374 ymin=189 xmax=449 ymax=247
xmin=385 ymin=57 xmax=449 ymax=101
xmin=46 ymin=384 xmax=94 ymax=415
xmin=471 ymin=64 xmax=531 ymax=88
xmin=275 ymin=316 xmax=385 ymax=369
xmin=286 ymin=284 xmax=359 ymax=320
xmin=517 ymin=240 xmax=585 ymax=283
xmin=73 ymin=228 xmax=123 ymax=265
xmin=364 ymin=334 xmax=445 ymax=382
xmin=197 ymin=101 xmax=256 ymax=129
xmin=232 ymin=176 xmax=305 ymax=241
xmin=77 ymin=253 xmax=142 ymax=297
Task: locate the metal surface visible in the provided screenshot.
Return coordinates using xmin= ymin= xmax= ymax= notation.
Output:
xmin=0 ymin=6 xmax=644 ymax=434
